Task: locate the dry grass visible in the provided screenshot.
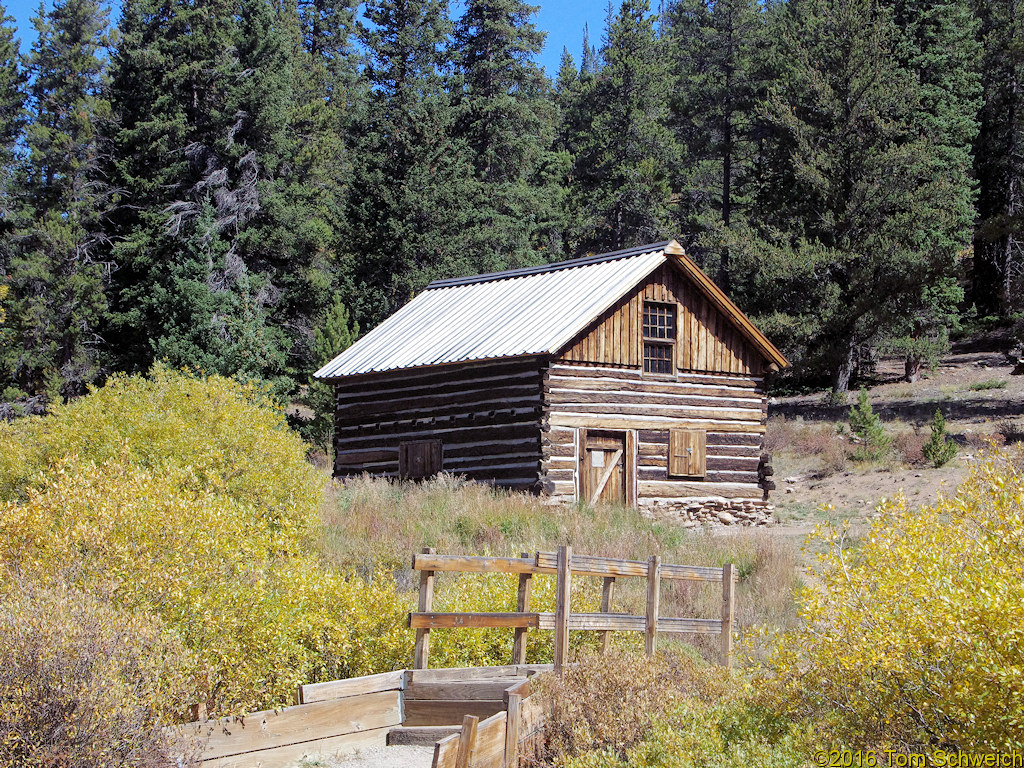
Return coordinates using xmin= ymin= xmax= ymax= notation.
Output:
xmin=319 ymin=474 xmax=804 ymax=663
xmin=764 ymin=416 xmax=850 ymax=477
xmin=534 ymin=649 xmax=734 ymax=761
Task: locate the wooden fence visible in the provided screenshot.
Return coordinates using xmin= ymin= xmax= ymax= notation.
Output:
xmin=431 ymin=677 xmax=546 ymax=768
xmin=410 ymin=546 xmax=737 ymax=671
xmin=179 ymin=664 xmax=550 ymax=768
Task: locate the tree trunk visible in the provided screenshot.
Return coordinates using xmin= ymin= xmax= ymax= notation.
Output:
xmin=832 ymin=341 xmax=855 ymax=394
xmin=904 ymin=355 xmax=922 ymax=383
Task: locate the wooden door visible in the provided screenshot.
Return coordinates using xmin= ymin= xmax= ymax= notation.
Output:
xmin=581 ymin=431 xmax=626 ymax=505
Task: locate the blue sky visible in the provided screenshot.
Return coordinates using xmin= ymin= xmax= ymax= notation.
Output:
xmin=2 ymin=0 xmax=609 ymax=75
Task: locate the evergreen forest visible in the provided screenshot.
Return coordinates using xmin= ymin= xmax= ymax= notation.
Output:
xmin=0 ymin=0 xmax=1019 ymax=408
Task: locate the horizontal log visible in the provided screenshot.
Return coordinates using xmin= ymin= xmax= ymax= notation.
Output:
xmin=550 ymin=414 xmax=764 ymax=433
xmin=336 ymin=400 xmax=543 ymax=430
xmin=298 ymin=670 xmax=404 ymax=704
xmin=409 ymin=612 xmax=540 ymax=629
xmin=547 ymin=402 xmax=764 ymax=422
xmin=547 ymin=390 xmax=763 ymax=410
xmin=638 ymin=480 xmax=763 ymax=499
xmin=405 ymin=680 xmax=525 ymax=701
xmin=334 ymin=423 xmax=539 ymax=452
xmin=403 ymin=699 xmax=505 ymax=727
xmin=543 ymin=468 xmax=575 ymax=483
xmin=330 ymin=358 xmax=545 ymax=392
xmin=337 ymin=377 xmax=539 ymax=408
xmin=548 ymin=364 xmax=763 ymax=389
xmin=705 ymin=470 xmax=760 ymax=483
xmin=547 ymin=375 xmax=766 ymax=400
xmin=188 ymin=690 xmax=401 ymax=760
xmin=338 ymin=389 xmax=543 ymax=425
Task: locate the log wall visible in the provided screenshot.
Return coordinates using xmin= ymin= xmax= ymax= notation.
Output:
xmin=542 ymin=363 xmax=766 ymax=504
xmin=559 ymin=263 xmax=764 ymax=375
xmin=332 ymin=357 xmax=546 ymax=491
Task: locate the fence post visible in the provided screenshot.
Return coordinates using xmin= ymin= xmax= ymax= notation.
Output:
xmin=645 ymin=555 xmax=661 ymax=656
xmin=554 ymin=545 xmax=572 ymax=674
xmin=599 ymin=576 xmax=615 ymax=653
xmin=505 ymin=692 xmax=522 ymax=768
xmin=414 ymin=546 xmax=436 ymax=669
xmin=721 ymin=562 xmax=735 ymax=668
xmin=512 ymin=551 xmax=533 ymax=665
xmin=455 ymin=714 xmax=479 ymax=768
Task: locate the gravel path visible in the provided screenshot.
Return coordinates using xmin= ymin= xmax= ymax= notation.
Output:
xmin=319 ymin=745 xmax=435 ymax=768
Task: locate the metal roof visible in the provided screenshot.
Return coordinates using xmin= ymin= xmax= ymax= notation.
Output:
xmin=314 ymin=243 xmax=671 ymax=379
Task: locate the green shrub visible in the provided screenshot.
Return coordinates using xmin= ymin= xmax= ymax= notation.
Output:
xmin=968 ymin=378 xmax=1007 ymax=392
xmin=921 ymin=409 xmax=957 ymax=467
xmin=848 ymin=388 xmax=891 ymax=461
xmin=755 ymin=446 xmax=1024 ymax=750
xmin=0 ymin=582 xmax=199 ymax=768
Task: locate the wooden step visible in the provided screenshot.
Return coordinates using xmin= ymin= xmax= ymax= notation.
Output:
xmin=387 ymin=726 xmax=461 ymax=746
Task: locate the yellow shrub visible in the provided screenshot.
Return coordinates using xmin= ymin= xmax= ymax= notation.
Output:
xmin=0 ymin=363 xmax=322 ymax=534
xmin=0 ymin=458 xmax=412 ymax=714
xmin=756 ymin=446 xmax=1024 ymax=750
xmin=428 ymin=572 xmax=601 ymax=668
xmin=0 ymin=581 xmax=199 ymax=768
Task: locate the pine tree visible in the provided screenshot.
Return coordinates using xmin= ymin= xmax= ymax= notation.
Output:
xmin=452 ymin=0 xmax=562 ymax=268
xmin=664 ymin=0 xmax=766 ymax=291
xmin=564 ymin=0 xmax=677 ymax=252
xmin=349 ymin=0 xmax=473 ymax=323
xmin=4 ymin=0 xmax=113 ymax=400
xmin=972 ymin=0 xmax=1024 ymax=317
xmin=749 ymin=0 xmax=960 ymax=393
xmin=0 ymin=0 xmax=26 ymax=271
xmin=922 ymin=407 xmax=957 ymax=467
xmin=302 ymin=297 xmax=358 ymax=451
xmin=109 ymin=0 xmax=340 ymax=390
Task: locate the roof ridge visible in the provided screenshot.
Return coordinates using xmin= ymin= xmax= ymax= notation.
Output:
xmin=424 ymin=241 xmax=673 ymax=290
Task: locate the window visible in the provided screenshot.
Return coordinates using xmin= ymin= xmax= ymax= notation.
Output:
xmin=643 ymin=302 xmax=676 ymax=374
xmin=668 ymin=429 xmax=706 ymax=477
xmin=399 ymin=440 xmax=442 ymax=479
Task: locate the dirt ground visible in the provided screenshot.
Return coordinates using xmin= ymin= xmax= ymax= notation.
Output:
xmin=767 ymin=344 xmax=1024 ymax=540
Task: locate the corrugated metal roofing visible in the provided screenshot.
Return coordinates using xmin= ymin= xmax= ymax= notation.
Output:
xmin=314 ymin=243 xmax=671 ymax=379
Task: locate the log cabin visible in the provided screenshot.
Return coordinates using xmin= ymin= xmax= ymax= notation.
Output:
xmin=314 ymin=240 xmax=789 ymax=524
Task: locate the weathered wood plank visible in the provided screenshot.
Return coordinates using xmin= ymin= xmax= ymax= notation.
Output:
xmin=407 ymin=665 xmax=549 ymax=683
xmin=433 ymin=732 xmax=461 ymax=768
xmin=638 ymin=480 xmax=763 ymax=499
xmin=191 ymin=691 xmax=401 ymax=760
xmin=298 ymin=671 xmax=404 ymax=704
xmin=404 ymin=700 xmax=504 ymax=728
xmin=413 ymin=554 xmax=537 ymax=575
xmin=200 ymin=725 xmax=389 ymax=768
xmin=405 ymin=680 xmax=526 ymax=702
xmin=410 ymin=612 xmax=540 ymax=629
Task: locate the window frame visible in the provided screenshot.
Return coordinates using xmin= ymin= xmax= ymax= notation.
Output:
xmin=642 ymin=300 xmax=677 ymax=377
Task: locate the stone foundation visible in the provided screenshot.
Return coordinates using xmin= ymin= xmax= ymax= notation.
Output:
xmin=640 ymin=497 xmax=774 ymax=527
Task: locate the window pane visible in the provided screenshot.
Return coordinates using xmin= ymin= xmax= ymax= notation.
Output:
xmin=643 ymin=342 xmax=673 ymax=374
xmin=643 ymin=303 xmax=675 ymax=340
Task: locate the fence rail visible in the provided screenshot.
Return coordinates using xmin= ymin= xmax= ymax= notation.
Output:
xmin=409 ymin=546 xmax=737 ymax=671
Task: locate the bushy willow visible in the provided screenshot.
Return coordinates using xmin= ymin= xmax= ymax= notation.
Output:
xmin=757 ymin=447 xmax=1024 ymax=750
